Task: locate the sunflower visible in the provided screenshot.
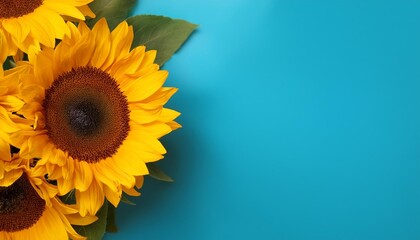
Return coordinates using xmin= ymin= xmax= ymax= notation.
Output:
xmin=0 ymin=29 xmax=10 ymax=75
xmin=12 ymin=19 xmax=180 ymax=216
xmin=0 ymin=157 xmax=97 ymax=240
xmin=0 ymin=0 xmax=95 ymax=54
xmin=0 ymin=64 xmax=26 ymax=161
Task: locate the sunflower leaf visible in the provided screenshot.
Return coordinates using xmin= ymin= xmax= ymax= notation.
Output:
xmin=146 ymin=162 xmax=174 ymax=182
xmin=74 ymin=201 xmax=109 ymax=240
xmin=121 ymin=193 xmax=136 ymax=205
xmin=60 ymin=189 xmax=76 ymax=204
xmin=2 ymin=56 xmax=15 ymax=71
xmin=127 ymin=15 xmax=198 ymax=66
xmin=86 ymin=0 xmax=138 ymax=30
xmin=106 ymin=204 xmax=118 ymax=233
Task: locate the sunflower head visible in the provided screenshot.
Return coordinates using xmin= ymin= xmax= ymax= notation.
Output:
xmin=0 ymin=0 xmax=95 ymax=54
xmin=12 ymin=19 xmax=181 ymax=216
xmin=0 ymin=65 xmax=26 ymax=161
xmin=0 ymin=29 xmax=10 ymax=75
xmin=43 ymin=66 xmax=130 ymax=162
xmin=0 ymin=157 xmax=96 ymax=240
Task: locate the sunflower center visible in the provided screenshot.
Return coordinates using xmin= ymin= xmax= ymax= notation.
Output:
xmin=0 ymin=175 xmax=46 ymax=232
xmin=43 ymin=66 xmax=130 ymax=163
xmin=0 ymin=0 xmax=43 ymax=19
xmin=68 ymin=101 xmax=103 ymax=136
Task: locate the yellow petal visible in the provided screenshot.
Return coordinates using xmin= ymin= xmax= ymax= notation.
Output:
xmin=74 ymin=161 xmax=93 ymax=191
xmin=125 ymin=71 xmax=168 ymax=102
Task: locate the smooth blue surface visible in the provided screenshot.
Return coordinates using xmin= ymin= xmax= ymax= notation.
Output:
xmin=105 ymin=1 xmax=420 ymax=239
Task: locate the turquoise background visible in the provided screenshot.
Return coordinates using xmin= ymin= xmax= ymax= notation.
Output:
xmin=105 ymin=1 xmax=420 ymax=239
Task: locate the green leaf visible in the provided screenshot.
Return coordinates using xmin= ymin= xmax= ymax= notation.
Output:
xmin=106 ymin=204 xmax=118 ymax=233
xmin=86 ymin=0 xmax=138 ymax=30
xmin=146 ymin=162 xmax=174 ymax=182
xmin=126 ymin=15 xmax=198 ymax=66
xmin=3 ymin=56 xmax=15 ymax=71
xmin=74 ymin=201 xmax=109 ymax=240
xmin=60 ymin=189 xmax=76 ymax=204
xmin=121 ymin=193 xmax=136 ymax=205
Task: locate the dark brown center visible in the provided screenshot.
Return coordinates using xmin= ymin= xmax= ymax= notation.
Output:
xmin=0 ymin=0 xmax=43 ymax=19
xmin=43 ymin=66 xmax=130 ymax=163
xmin=0 ymin=175 xmax=46 ymax=232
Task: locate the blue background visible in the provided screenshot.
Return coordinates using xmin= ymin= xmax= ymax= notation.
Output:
xmin=105 ymin=1 xmax=420 ymax=239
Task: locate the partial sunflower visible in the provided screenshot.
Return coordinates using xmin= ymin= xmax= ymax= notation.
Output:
xmin=0 ymin=29 xmax=10 ymax=76
xmin=12 ymin=19 xmax=181 ymax=216
xmin=0 ymin=64 xmax=26 ymax=161
xmin=0 ymin=157 xmax=97 ymax=240
xmin=0 ymin=0 xmax=95 ymax=54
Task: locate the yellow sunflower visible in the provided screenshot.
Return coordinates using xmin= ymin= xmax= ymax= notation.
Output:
xmin=0 ymin=157 xmax=97 ymax=240
xmin=0 ymin=29 xmax=10 ymax=76
xmin=0 ymin=0 xmax=95 ymax=54
xmin=0 ymin=64 xmax=26 ymax=161
xmin=12 ymin=19 xmax=181 ymax=216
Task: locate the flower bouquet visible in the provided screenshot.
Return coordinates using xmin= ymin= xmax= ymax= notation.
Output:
xmin=0 ymin=0 xmax=196 ymax=239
